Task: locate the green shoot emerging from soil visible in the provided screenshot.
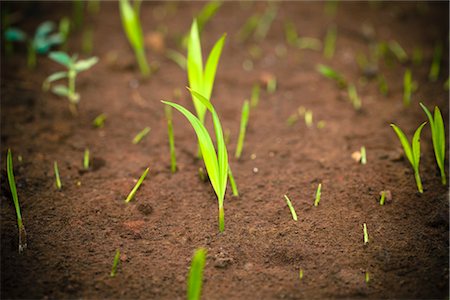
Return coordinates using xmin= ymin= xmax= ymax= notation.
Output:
xmin=228 ymin=168 xmax=239 ymax=197
xmin=299 ymin=268 xmax=304 ymax=280
xmin=317 ymin=64 xmax=347 ymax=89
xmin=403 ymin=69 xmax=417 ymax=107
xmin=187 ymin=19 xmax=226 ymax=125
xmin=132 ymin=127 xmax=151 ymax=144
xmin=363 ymin=223 xmax=369 ymax=245
xmin=54 ymin=161 xmax=62 ymax=190
xmin=360 ymin=146 xmax=367 ymax=165
xmin=83 ymin=148 xmax=90 ymax=170
xmin=93 ymin=113 xmax=107 ymax=128
xmin=347 ymin=84 xmax=362 ymax=111
xmin=365 ymin=271 xmax=370 ymax=284
xmin=389 ymin=40 xmax=408 ymax=63
xmin=235 ymin=100 xmax=250 ymax=159
xmin=7 ymin=149 xmax=27 ymax=253
xmin=314 ymin=183 xmax=322 ymax=207
xmin=377 ymin=74 xmax=388 ymax=96
xmin=323 ymin=25 xmax=337 ymax=59
xmin=428 ymin=42 xmax=442 ymax=82
xmin=390 ymin=122 xmax=427 ymax=193
xmin=284 ymin=195 xmax=298 ymax=221
xmin=119 ymin=0 xmax=150 ymax=77
xmin=419 ymin=103 xmax=447 ymax=185
xmin=267 ymin=77 xmax=277 ymax=93
xmin=187 ymin=248 xmax=207 ymax=300
xmin=110 ymin=249 xmax=120 ymax=277
xmin=162 ymin=89 xmax=229 ymax=232
xmin=125 ymin=167 xmax=149 ymax=203
xmin=165 ymin=106 xmax=177 ymax=173
xmin=43 ymin=51 xmax=98 ymax=115
xmin=250 ymin=84 xmax=260 ymax=108
xmin=379 ymin=191 xmax=386 ymax=206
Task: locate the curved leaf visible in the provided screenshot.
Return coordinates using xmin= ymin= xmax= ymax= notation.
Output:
xmin=75 ymin=57 xmax=99 ymax=72
xmin=4 ymin=28 xmax=27 ymax=42
xmin=390 ymin=124 xmax=413 ymax=166
xmin=119 ymin=0 xmax=144 ymax=50
xmin=434 ymin=106 xmax=445 ymax=169
xmin=49 ymin=51 xmax=73 ymax=68
xmin=187 ymin=19 xmax=205 ymax=121
xmin=412 ymin=122 xmax=427 ymax=171
xmin=35 ymin=21 xmax=55 ymax=39
xmin=203 ymin=33 xmax=226 ymax=100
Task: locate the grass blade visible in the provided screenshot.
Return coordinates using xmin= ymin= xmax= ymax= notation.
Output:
xmin=323 ymin=25 xmax=337 ymax=59
xmin=54 ymin=161 xmax=62 ymax=189
xmin=317 ymin=64 xmax=346 ymax=88
xmin=390 ymin=124 xmax=413 ymax=165
xmin=235 ymin=100 xmax=250 ymax=159
xmin=110 ymin=249 xmax=121 ymax=277
xmin=363 ymin=223 xmax=369 ymax=245
xmin=165 ymin=106 xmax=177 ymax=173
xmin=187 ymin=248 xmax=207 ymax=300
xmin=125 ymin=167 xmax=150 ymax=203
xmin=428 ymin=42 xmax=442 ymax=81
xmin=284 ymin=195 xmax=298 ymax=221
xmin=314 ymin=183 xmax=322 ymax=207
xmin=403 ymin=69 xmax=412 ymax=107
xmin=92 ymin=113 xmax=106 ymax=128
xmin=228 ymin=167 xmax=239 ymax=197
xmin=132 ymin=127 xmax=151 ymax=144
xmin=250 ymin=84 xmax=260 ymax=107
xmin=83 ymin=148 xmax=90 ymax=170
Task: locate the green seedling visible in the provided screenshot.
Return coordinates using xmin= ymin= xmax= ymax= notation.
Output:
xmin=379 ymin=191 xmax=386 ymax=205
xmin=347 ymin=84 xmax=362 ymax=110
xmin=304 ymin=110 xmax=313 ymax=128
xmin=83 ymin=148 xmax=90 ymax=170
xmin=299 ymin=268 xmax=304 ymax=280
xmin=267 ymin=77 xmax=277 ymax=93
xmin=412 ymin=47 xmax=423 ymax=66
xmin=317 ymin=64 xmax=347 ymax=88
xmin=119 ymin=0 xmax=150 ymax=77
xmin=198 ymin=167 xmax=207 ymax=182
xmin=132 ymin=127 xmax=151 ymax=144
xmin=82 ymin=27 xmax=94 ymax=54
xmin=187 ymin=248 xmax=207 ymax=300
xmin=420 ymin=103 xmax=446 ymax=185
xmin=388 ymin=40 xmax=408 ymax=63
xmin=323 ymin=25 xmax=337 ymax=59
xmin=235 ymin=101 xmax=250 ymax=159
xmin=365 ymin=271 xmax=370 ymax=284
xmin=360 ymin=146 xmax=367 ymax=165
xmin=59 ymin=17 xmax=71 ymax=51
xmin=43 ymin=51 xmax=98 ymax=115
xmin=317 ymin=120 xmax=326 ymax=129
xmin=187 ymin=19 xmax=226 ymax=126
xmin=298 ymin=37 xmax=322 ymax=51
xmin=403 ymin=69 xmax=413 ymax=107
xmin=196 ymin=1 xmax=222 ymax=34
xmin=250 ymin=84 xmax=260 ymax=108
xmin=162 ymin=89 xmax=230 ymax=232
xmin=314 ymin=183 xmax=322 ymax=207
xmin=377 ymin=74 xmax=388 ymax=96
xmin=7 ymin=149 xmax=27 ymax=252
xmin=391 ymin=122 xmax=427 ymax=193
xmin=110 ymin=249 xmax=120 ymax=277
xmin=284 ymin=21 xmax=321 ymax=51
xmin=93 ymin=113 xmax=107 ymax=128
xmin=165 ymin=106 xmax=177 ymax=173
xmin=254 ymin=3 xmax=277 ymax=41
xmin=287 ymin=113 xmax=299 ymax=126
xmin=4 ymin=21 xmax=64 ymax=69
xmin=72 ymin=0 xmax=84 ymax=30
xmin=236 ymin=14 xmax=259 ymax=43
xmin=428 ymin=42 xmax=442 ymax=82
xmin=283 ymin=195 xmax=298 ymax=221
xmin=54 ymin=161 xmax=62 ymax=190
xmin=166 ymin=49 xmax=187 ymax=70
xmin=363 ymin=223 xmax=369 ymax=245
xmin=228 ymin=168 xmax=239 ymax=197
xmin=125 ymin=167 xmax=149 ymax=203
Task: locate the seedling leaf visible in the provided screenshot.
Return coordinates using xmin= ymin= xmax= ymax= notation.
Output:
xmin=125 ymin=167 xmax=150 ymax=203
xmin=284 ymin=195 xmax=298 ymax=221
xmin=49 ymin=51 xmax=73 ymax=67
xmin=187 ymin=248 xmax=207 ymax=300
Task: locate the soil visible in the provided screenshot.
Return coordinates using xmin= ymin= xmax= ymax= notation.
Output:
xmin=1 ymin=1 xmax=449 ymax=299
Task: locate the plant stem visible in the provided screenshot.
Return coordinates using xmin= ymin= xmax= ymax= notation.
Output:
xmin=414 ymin=171 xmax=423 ymax=193
xmin=54 ymin=161 xmax=62 ymax=190
xmin=219 ymin=205 xmax=224 ymax=232
xmin=235 ymin=101 xmax=250 ymax=159
xmin=228 ymin=167 xmax=239 ymax=196
xmin=440 ymin=169 xmax=447 ymax=185
xmin=165 ymin=106 xmax=177 ymax=173
xmin=135 ymin=47 xmax=150 ymax=77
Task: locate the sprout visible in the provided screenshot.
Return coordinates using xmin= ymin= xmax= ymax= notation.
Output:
xmin=59 ymin=17 xmax=71 ymax=51
xmin=125 ymin=167 xmax=150 ymax=203
xmin=428 ymin=42 xmax=442 ymax=82
xmin=196 ymin=1 xmax=222 ymax=33
xmin=419 ymin=103 xmax=446 ymax=185
xmin=54 ymin=161 xmax=62 ymax=190
xmin=379 ymin=191 xmax=386 ymax=206
xmin=304 ymin=110 xmax=313 ymax=128
xmin=92 ymin=113 xmax=107 ymax=128
xmin=314 ymin=183 xmax=322 ymax=207
xmin=83 ymin=148 xmax=90 ymax=170
xmin=162 ymin=89 xmax=229 ymax=232
xmin=250 ymin=84 xmax=260 ymax=108
xmin=187 ymin=248 xmax=207 ymax=300
xmin=254 ymin=3 xmax=277 ymax=41
xmin=165 ymin=106 xmax=177 ymax=173
xmin=284 ymin=20 xmax=321 ymax=50
xmin=283 ymin=195 xmax=298 ymax=221
xmin=110 ymin=249 xmax=121 ymax=277
xmin=299 ymin=268 xmax=304 ymax=280
xmin=377 ymin=74 xmax=388 ymax=96
xmin=363 ymin=223 xmax=369 ymax=245
xmin=119 ymin=0 xmax=150 ymax=77
xmin=236 ymin=14 xmax=259 ymax=43
xmin=347 ymin=84 xmax=362 ymax=111
xmin=235 ymin=101 xmax=250 ymax=159
xmin=132 ymin=127 xmax=151 ymax=144
xmin=365 ymin=271 xmax=370 ymax=284
xmin=6 ymin=149 xmax=27 ymax=253
xmin=323 ymin=25 xmax=337 ymax=59
xmin=228 ymin=168 xmax=239 ymax=197
xmin=390 ymin=122 xmax=427 ymax=193
xmin=316 ymin=64 xmax=347 ymax=89
xmin=43 ymin=51 xmax=98 ymax=115
xmin=267 ymin=77 xmax=277 ymax=93
xmin=403 ymin=69 xmax=413 ymax=107
xmin=388 ymin=40 xmax=408 ymax=63
xmin=360 ymin=146 xmax=367 ymax=165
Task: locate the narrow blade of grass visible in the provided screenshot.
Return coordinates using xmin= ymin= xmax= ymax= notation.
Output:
xmin=283 ymin=195 xmax=298 ymax=221
xmin=323 ymin=25 xmax=337 ymax=59
xmin=83 ymin=148 xmax=90 ymax=170
xmin=228 ymin=167 xmax=239 ymax=197
xmin=314 ymin=183 xmax=322 ymax=206
xmin=403 ymin=69 xmax=412 ymax=107
xmin=125 ymin=167 xmax=150 ymax=203
xmin=389 ymin=40 xmax=407 ymax=63
xmin=254 ymin=3 xmax=277 ymax=41
xmin=54 ymin=161 xmax=62 ymax=189
xmin=92 ymin=113 xmax=106 ymax=128
xmin=363 ymin=223 xmax=369 ymax=245
xmin=187 ymin=248 xmax=207 ymax=300
xmin=110 ymin=249 xmax=121 ymax=277
xmin=428 ymin=42 xmax=442 ymax=82
xmin=166 ymin=49 xmax=186 ymax=70
xmin=165 ymin=106 xmax=177 ymax=173
xmin=235 ymin=100 xmax=250 ymax=159
xmin=250 ymin=84 xmax=260 ymax=108
xmin=347 ymin=84 xmax=362 ymax=110
xmin=360 ymin=146 xmax=367 ymax=165
xmin=316 ymin=64 xmax=347 ymax=88
xmin=132 ymin=127 xmax=151 ymax=144
xmin=379 ymin=191 xmax=386 ymax=206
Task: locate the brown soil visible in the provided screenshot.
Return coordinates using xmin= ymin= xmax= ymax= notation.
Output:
xmin=1 ymin=2 xmax=449 ymax=299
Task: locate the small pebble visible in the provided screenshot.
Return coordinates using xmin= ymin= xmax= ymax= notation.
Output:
xmin=253 ymin=167 xmax=259 ymax=173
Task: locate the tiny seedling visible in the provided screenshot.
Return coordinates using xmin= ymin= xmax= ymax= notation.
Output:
xmin=419 ymin=103 xmax=446 ymax=185
xmin=250 ymin=84 xmax=260 ymax=108
xmin=235 ymin=100 xmax=250 ymax=159
xmin=59 ymin=17 xmax=71 ymax=51
xmin=93 ymin=113 xmax=107 ymax=128
xmin=360 ymin=146 xmax=367 ymax=165
xmin=388 ymin=40 xmax=408 ymax=63
xmin=165 ymin=106 xmax=177 ymax=173
xmin=365 ymin=271 xmax=370 ymax=284
xmin=196 ymin=1 xmax=222 ymax=34
xmin=323 ymin=25 xmax=337 ymax=59
xmin=228 ymin=168 xmax=239 ymax=197
xmin=299 ymin=268 xmax=304 ymax=280
xmin=391 ymin=122 xmax=427 ymax=193
xmin=236 ymin=14 xmax=259 ymax=43
xmin=363 ymin=223 xmax=369 ymax=245
xmin=7 ymin=149 xmax=27 ymax=252
xmin=283 ymin=195 xmax=298 ymax=221
xmin=284 ymin=21 xmax=321 ymax=50
xmin=347 ymin=84 xmax=362 ymax=110
xmin=403 ymin=69 xmax=413 ymax=107
xmin=254 ymin=3 xmax=277 ymax=41
xmin=54 ymin=161 xmax=62 ymax=190
xmin=377 ymin=74 xmax=388 ymax=96
xmin=267 ymin=77 xmax=277 ymax=93
xmin=287 ymin=113 xmax=299 ymax=126
xmin=132 ymin=127 xmax=151 ymax=144
xmin=187 ymin=248 xmax=207 ymax=300
xmin=43 ymin=51 xmax=98 ymax=115
xmin=198 ymin=167 xmax=207 ymax=182
xmin=314 ymin=183 xmax=322 ymax=207
xmin=317 ymin=64 xmax=347 ymax=89
xmin=163 ymin=89 xmax=230 ymax=232
xmin=119 ymin=0 xmax=150 ymax=77
xmin=110 ymin=249 xmax=121 ymax=277
xmin=304 ymin=110 xmax=313 ymax=128
xmin=83 ymin=148 xmax=90 ymax=170
xmin=379 ymin=191 xmax=386 ymax=206
xmin=125 ymin=167 xmax=149 ymax=203
xmin=429 ymin=42 xmax=442 ymax=82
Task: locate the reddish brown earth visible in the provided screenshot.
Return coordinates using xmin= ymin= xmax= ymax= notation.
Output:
xmin=1 ymin=2 xmax=449 ymax=299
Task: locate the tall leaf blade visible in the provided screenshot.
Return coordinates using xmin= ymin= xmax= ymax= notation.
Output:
xmin=390 ymin=124 xmax=414 ymax=166
xmin=434 ymin=107 xmax=445 ymax=168
xmin=411 ymin=122 xmax=427 ymax=171
xmin=119 ymin=0 xmax=144 ymax=50
xmin=187 ymin=248 xmax=207 ymax=300
xmin=74 ymin=57 xmax=99 ymax=72
xmin=187 ymin=19 xmax=205 ymax=121
xmin=203 ymin=34 xmax=226 ymax=100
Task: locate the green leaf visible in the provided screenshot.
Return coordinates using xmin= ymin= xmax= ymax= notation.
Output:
xmin=187 ymin=19 xmax=205 ymax=120
xmin=52 ymin=85 xmax=70 ymax=97
xmin=35 ymin=21 xmax=56 ymax=39
xmin=203 ymin=33 xmax=226 ymax=100
xmin=390 ymin=124 xmax=413 ymax=166
xmin=74 ymin=57 xmax=99 ymax=72
xmin=196 ymin=1 xmax=222 ymax=33
xmin=4 ymin=28 xmax=27 ymax=42
xmin=434 ymin=106 xmax=445 ymax=168
xmin=49 ymin=51 xmax=73 ymax=68
xmin=411 ymin=122 xmax=427 ymax=171
xmin=119 ymin=0 xmax=144 ymax=51
xmin=43 ymin=71 xmax=68 ymax=91
xmin=187 ymin=248 xmax=207 ymax=300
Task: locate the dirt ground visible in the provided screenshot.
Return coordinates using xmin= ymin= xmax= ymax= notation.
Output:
xmin=1 ymin=1 xmax=449 ymax=299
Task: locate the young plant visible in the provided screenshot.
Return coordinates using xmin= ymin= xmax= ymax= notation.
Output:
xmin=316 ymin=64 xmax=347 ymax=89
xmin=83 ymin=148 xmax=90 ymax=170
xmin=419 ymin=103 xmax=446 ymax=185
xmin=132 ymin=127 xmax=151 ymax=144
xmin=283 ymin=195 xmax=298 ymax=221
xmin=235 ymin=100 xmax=250 ymax=159
xmin=196 ymin=1 xmax=222 ymax=34
xmin=166 ymin=49 xmax=187 ymax=70
xmin=43 ymin=51 xmax=98 ymax=115
xmin=119 ymin=0 xmax=150 ymax=77
xmin=360 ymin=146 xmax=367 ymax=165
xmin=314 ymin=183 xmax=322 ymax=207
xmin=110 ymin=249 xmax=121 ymax=277
xmin=254 ymin=3 xmax=278 ymax=41
xmin=187 ymin=248 xmax=207 ymax=300
xmin=304 ymin=110 xmax=313 ymax=128
xmin=379 ymin=190 xmax=386 ymax=206
xmin=323 ymin=25 xmax=337 ymax=59
xmin=165 ymin=106 xmax=177 ymax=173
xmin=92 ymin=113 xmax=107 ymax=128
xmin=363 ymin=223 xmax=369 ymax=245
xmin=403 ymin=69 xmax=413 ymax=107
xmin=365 ymin=271 xmax=370 ymax=284
xmin=389 ymin=40 xmax=408 ymax=63
xmin=390 ymin=122 xmax=427 ymax=193
xmin=7 ymin=149 xmax=27 ymax=253
xmin=429 ymin=42 xmax=442 ymax=82
xmin=125 ymin=167 xmax=149 ymax=203
xmin=228 ymin=168 xmax=239 ymax=197
xmin=162 ymin=89 xmax=229 ymax=232
xmin=54 ymin=161 xmax=62 ymax=190
xmin=284 ymin=21 xmax=321 ymax=50
xmin=299 ymin=268 xmax=304 ymax=280
xmin=347 ymin=84 xmax=362 ymax=111
xmin=250 ymin=84 xmax=260 ymax=108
